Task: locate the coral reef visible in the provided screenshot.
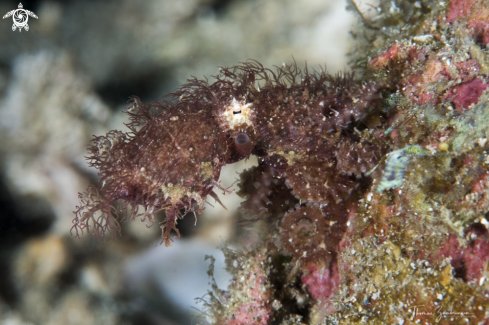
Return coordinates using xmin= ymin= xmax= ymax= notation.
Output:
xmin=199 ymin=0 xmax=489 ymax=323
xmin=72 ymin=0 xmax=489 ymax=324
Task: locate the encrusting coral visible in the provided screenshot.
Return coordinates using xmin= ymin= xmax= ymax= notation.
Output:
xmin=74 ymin=0 xmax=489 ymax=323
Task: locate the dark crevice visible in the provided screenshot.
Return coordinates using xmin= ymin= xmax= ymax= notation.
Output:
xmin=207 ymin=0 xmax=236 ymax=15
xmin=0 ymin=178 xmax=54 ymax=246
xmin=0 ymin=173 xmax=55 ymax=305
xmin=452 ymin=262 xmax=467 ymax=280
xmin=269 ymin=254 xmax=310 ymax=324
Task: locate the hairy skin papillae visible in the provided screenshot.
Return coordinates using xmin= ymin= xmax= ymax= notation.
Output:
xmin=72 ymin=61 xmax=389 ymax=247
xmin=68 ymin=0 xmax=489 ymax=323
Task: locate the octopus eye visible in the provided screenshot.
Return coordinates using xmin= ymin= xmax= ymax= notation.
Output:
xmin=235 ymin=132 xmax=250 ymax=145
xmin=234 ymin=132 xmax=253 ymax=156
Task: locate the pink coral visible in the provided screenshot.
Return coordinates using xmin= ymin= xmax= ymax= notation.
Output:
xmin=445 ymin=78 xmax=489 ymax=110
xmin=369 ymin=44 xmax=400 ymax=68
xmin=446 ymin=0 xmax=479 ymax=23
xmin=226 ymin=303 xmax=271 ymax=325
xmin=447 ymin=0 xmax=489 ymax=46
xmin=224 ymin=264 xmax=272 ymax=325
xmin=469 ymin=7 xmax=489 ymax=46
xmin=301 ymin=261 xmax=340 ymax=301
xmin=437 ymin=235 xmax=489 ymax=282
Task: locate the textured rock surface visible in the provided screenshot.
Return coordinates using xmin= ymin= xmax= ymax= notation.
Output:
xmin=0 ymin=1 xmax=354 ymax=325
xmin=198 ymin=0 xmax=489 ymax=324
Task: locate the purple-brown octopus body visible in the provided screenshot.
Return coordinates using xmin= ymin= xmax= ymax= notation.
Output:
xmin=73 ymin=61 xmax=387 ymax=247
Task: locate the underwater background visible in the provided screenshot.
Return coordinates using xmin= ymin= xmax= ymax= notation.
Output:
xmin=2 ymin=0 xmax=489 ymax=324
